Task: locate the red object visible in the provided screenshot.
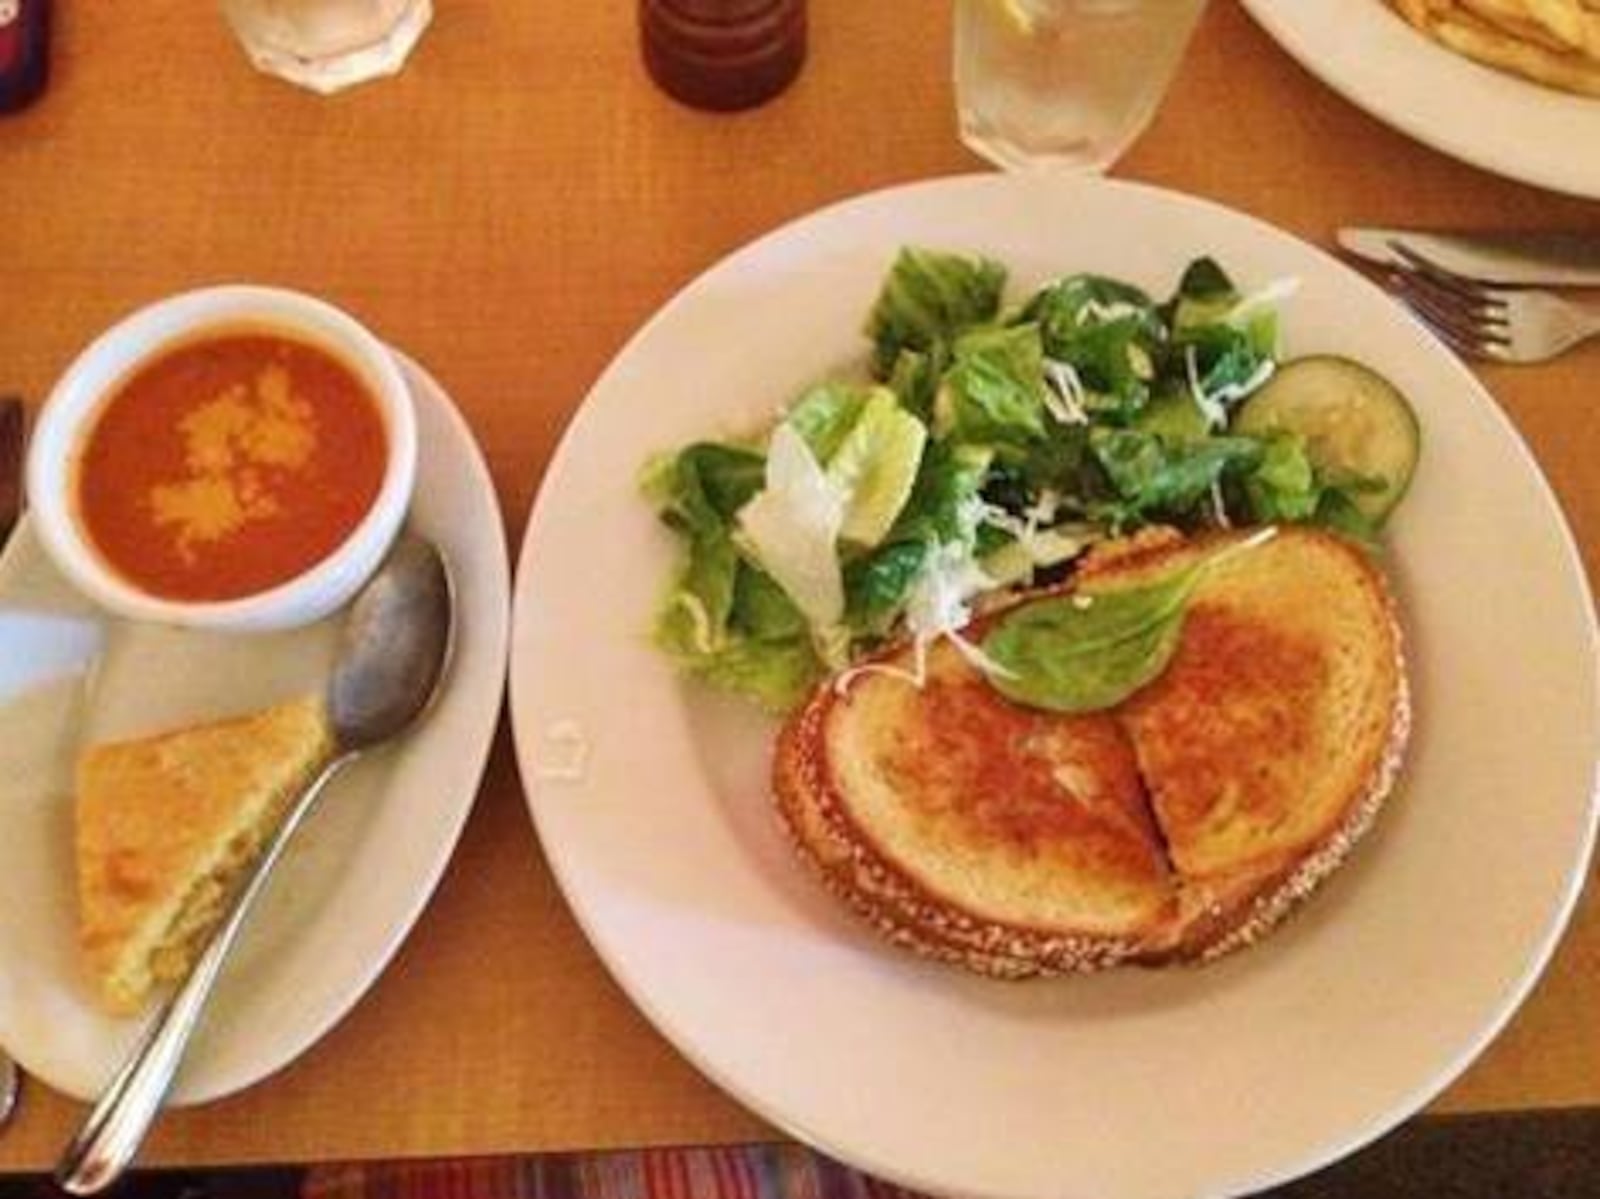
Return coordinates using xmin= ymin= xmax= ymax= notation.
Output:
xmin=0 ymin=0 xmax=49 ymax=113
xmin=640 ymin=0 xmax=806 ymax=112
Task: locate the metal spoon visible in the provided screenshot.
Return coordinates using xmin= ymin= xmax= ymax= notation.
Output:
xmin=0 ymin=1052 xmax=18 ymax=1130
xmin=55 ymin=535 xmax=455 ymax=1196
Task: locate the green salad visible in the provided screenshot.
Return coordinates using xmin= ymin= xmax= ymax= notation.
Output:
xmin=642 ymin=247 xmax=1418 ymax=712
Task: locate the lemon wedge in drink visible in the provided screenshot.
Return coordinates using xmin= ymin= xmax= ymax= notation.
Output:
xmin=984 ymin=0 xmax=1042 ymax=37
xmin=824 ymin=388 xmax=927 ymax=548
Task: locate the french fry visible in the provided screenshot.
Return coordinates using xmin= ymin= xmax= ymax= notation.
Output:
xmin=1522 ymin=0 xmax=1600 ymax=54
xmin=1387 ymin=0 xmax=1600 ymax=96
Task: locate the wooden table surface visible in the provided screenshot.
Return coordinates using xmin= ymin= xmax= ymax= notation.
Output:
xmin=1 ymin=0 xmax=1597 ymax=1173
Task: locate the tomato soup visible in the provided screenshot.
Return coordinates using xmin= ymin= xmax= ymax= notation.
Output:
xmin=75 ymin=331 xmax=388 ymax=602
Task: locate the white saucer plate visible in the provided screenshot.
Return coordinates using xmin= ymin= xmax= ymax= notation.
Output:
xmin=0 ymin=351 xmax=509 ymax=1105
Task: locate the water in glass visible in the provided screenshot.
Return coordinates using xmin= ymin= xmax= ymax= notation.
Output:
xmin=220 ymin=0 xmax=432 ymax=93
xmin=955 ymin=0 xmax=1206 ymax=172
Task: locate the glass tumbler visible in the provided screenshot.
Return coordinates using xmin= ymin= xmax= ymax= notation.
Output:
xmin=954 ymin=0 xmax=1206 ymax=172
xmin=219 ymin=0 xmax=433 ymax=94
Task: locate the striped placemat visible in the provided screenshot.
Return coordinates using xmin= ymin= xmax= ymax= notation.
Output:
xmin=304 ymin=1146 xmax=925 ymax=1199
xmin=298 ymin=1110 xmax=1600 ymax=1199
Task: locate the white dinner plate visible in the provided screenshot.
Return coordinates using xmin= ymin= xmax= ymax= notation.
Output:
xmin=509 ymin=174 xmax=1599 ymax=1199
xmin=1243 ymin=0 xmax=1600 ymax=199
xmin=0 ymin=352 xmax=509 ymax=1104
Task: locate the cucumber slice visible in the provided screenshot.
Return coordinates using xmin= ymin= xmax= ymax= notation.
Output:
xmin=1235 ymin=355 xmax=1419 ymax=522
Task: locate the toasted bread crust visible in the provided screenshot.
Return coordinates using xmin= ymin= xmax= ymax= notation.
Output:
xmin=772 ymin=527 xmax=1411 ymax=977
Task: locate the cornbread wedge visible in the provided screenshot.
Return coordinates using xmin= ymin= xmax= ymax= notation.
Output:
xmin=774 ymin=527 xmax=1409 ymax=977
xmin=76 ymin=696 xmax=333 ymax=1014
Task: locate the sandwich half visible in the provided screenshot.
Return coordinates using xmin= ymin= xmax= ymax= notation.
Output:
xmin=75 ymin=695 xmax=333 ymax=1014
xmin=774 ymin=526 xmax=1410 ymax=977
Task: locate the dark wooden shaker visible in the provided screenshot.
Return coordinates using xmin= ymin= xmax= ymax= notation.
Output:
xmin=640 ymin=0 xmax=806 ymax=112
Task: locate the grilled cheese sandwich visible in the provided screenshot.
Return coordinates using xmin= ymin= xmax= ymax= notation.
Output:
xmin=774 ymin=527 xmax=1409 ymax=976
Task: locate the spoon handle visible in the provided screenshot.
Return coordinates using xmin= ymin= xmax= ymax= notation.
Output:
xmin=55 ymin=756 xmax=344 ymax=1196
xmin=0 ymin=1050 xmax=19 ymax=1130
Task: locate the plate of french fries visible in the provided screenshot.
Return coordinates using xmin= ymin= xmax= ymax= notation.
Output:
xmin=1392 ymin=0 xmax=1600 ymax=96
xmin=1244 ymin=0 xmax=1600 ymax=198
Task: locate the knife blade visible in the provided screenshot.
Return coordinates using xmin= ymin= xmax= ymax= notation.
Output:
xmin=1338 ymin=227 xmax=1600 ymax=288
xmin=0 ymin=397 xmax=23 ymax=543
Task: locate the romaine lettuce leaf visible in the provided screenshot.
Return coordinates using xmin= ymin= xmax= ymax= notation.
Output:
xmin=642 ymin=442 xmax=766 ymax=532
xmin=1243 ymin=431 xmax=1319 ymax=523
xmin=824 ymin=389 xmax=928 ymax=547
xmin=1019 ymin=275 xmax=1165 ymax=422
xmin=937 ymin=324 xmax=1050 ymax=449
xmin=885 ymin=344 xmax=945 ymax=422
xmin=731 ymin=563 xmax=809 ymax=640
xmin=888 ymin=440 xmax=993 ymax=545
xmin=658 ymin=615 xmax=822 ymax=712
xmin=865 ymin=247 xmax=1007 ymax=378
xmin=785 ymin=382 xmax=873 ymax=464
xmin=1311 ymin=487 xmax=1381 ymax=547
xmin=1023 ymin=273 xmax=1164 ymax=340
xmin=1090 ymin=427 xmax=1260 ymax=526
xmin=737 ymin=423 xmax=846 ymax=632
xmin=1174 ymin=323 xmax=1274 ymax=408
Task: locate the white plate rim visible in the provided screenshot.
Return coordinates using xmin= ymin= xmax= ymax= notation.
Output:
xmin=509 ymin=172 xmax=1600 ymax=1199
xmin=1242 ymin=0 xmax=1600 ymax=199
xmin=0 ymin=349 xmax=511 ymax=1104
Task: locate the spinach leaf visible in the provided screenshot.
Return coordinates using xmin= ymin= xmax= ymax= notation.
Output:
xmin=981 ymin=560 xmax=1205 ymax=712
xmin=865 ymin=247 xmax=1007 ymax=378
xmin=981 ymin=533 xmax=1274 ymax=712
xmin=1166 ymin=256 xmax=1239 ymax=332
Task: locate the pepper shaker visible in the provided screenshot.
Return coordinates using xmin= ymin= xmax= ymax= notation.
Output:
xmin=640 ymin=0 xmax=806 ymax=112
xmin=0 ymin=0 xmax=49 ymax=114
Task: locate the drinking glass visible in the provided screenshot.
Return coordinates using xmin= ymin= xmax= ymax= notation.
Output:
xmin=954 ymin=0 xmax=1206 ymax=172
xmin=219 ymin=0 xmax=433 ymax=94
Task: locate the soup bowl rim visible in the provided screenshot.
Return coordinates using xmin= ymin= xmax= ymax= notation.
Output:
xmin=24 ymin=284 xmax=418 ymax=632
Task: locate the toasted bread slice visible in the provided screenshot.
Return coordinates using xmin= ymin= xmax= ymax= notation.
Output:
xmin=76 ymin=696 xmax=333 ymax=1014
xmin=1091 ymin=528 xmax=1410 ymax=961
xmin=776 ymin=624 xmax=1175 ymax=978
xmin=773 ymin=526 xmax=1409 ymax=977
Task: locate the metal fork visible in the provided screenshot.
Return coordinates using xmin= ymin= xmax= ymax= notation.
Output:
xmin=1381 ymin=245 xmax=1600 ymax=363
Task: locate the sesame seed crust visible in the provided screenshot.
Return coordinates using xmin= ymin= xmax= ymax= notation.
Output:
xmin=774 ymin=693 xmax=1142 ymax=978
